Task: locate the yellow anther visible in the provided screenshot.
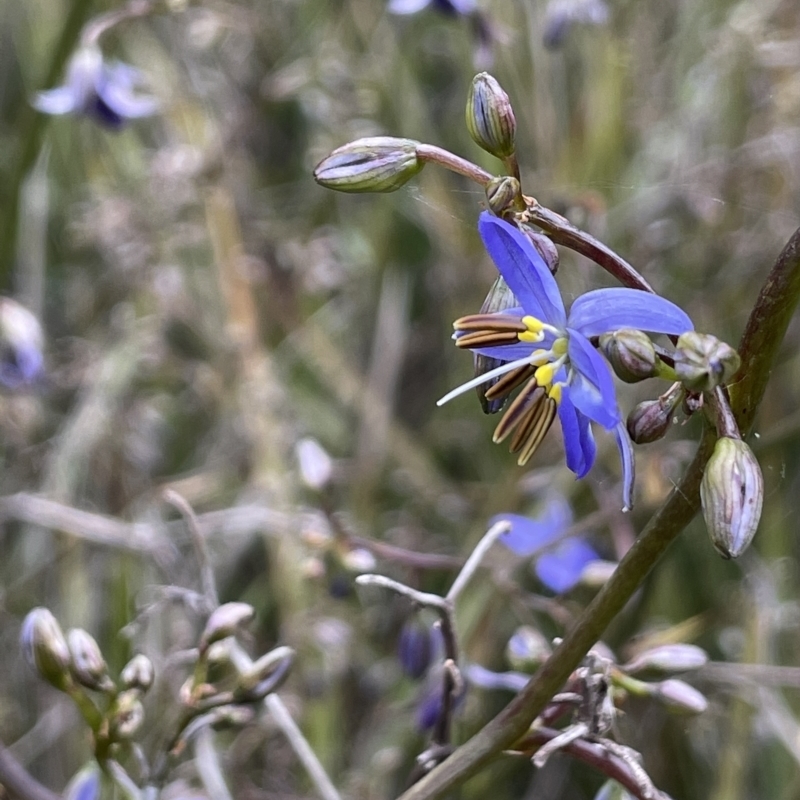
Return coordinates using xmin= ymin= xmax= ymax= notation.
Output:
xmin=552 ymin=337 xmax=568 ymax=356
xmin=548 ymin=383 xmax=563 ymax=404
xmin=529 ymin=349 xmax=551 ymax=366
xmin=521 ymin=315 xmax=546 ymax=334
xmin=534 ymin=363 xmax=556 ymax=386
xmin=519 ymin=330 xmax=544 ymax=343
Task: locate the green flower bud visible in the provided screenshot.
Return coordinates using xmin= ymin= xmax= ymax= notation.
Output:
xmin=199 ymin=602 xmax=255 ymax=654
xmin=313 ymin=137 xmax=423 ymax=193
xmin=474 ymin=276 xmax=518 ymax=414
xmin=622 ymin=644 xmax=708 ymax=676
xmin=652 ymin=678 xmax=708 ymax=715
xmin=67 ymin=628 xmax=113 ymax=692
xmin=674 ymin=332 xmax=741 ymax=392
xmin=599 ymin=329 xmax=659 ymax=383
xmin=485 ymin=177 xmax=525 ymax=217
xmin=109 ymin=689 xmax=145 ymax=740
xmin=20 ymin=608 xmax=71 ymax=691
xmin=701 ymin=437 xmax=763 ymax=559
xmin=466 ymin=73 xmax=517 ymax=159
xmin=120 ymin=654 xmax=154 ymax=693
xmin=505 ymin=626 xmax=552 ymax=672
xmin=626 ymin=386 xmax=683 ymax=445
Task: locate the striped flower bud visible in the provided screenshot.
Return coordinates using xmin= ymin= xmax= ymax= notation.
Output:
xmin=20 ymin=608 xmax=71 ymax=691
xmin=674 ymin=332 xmax=741 ymax=392
xmin=313 ymin=137 xmax=423 ymax=193
xmin=466 ymin=73 xmax=516 ymax=159
xmin=599 ymin=329 xmax=659 ymax=383
xmin=67 ymin=628 xmax=113 ymax=692
xmin=701 ymin=437 xmax=763 ymax=559
xmin=485 ymin=177 xmax=525 ymax=217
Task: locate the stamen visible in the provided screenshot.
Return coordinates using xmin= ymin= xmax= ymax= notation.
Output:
xmin=484 ymin=364 xmax=536 ymax=401
xmin=455 ymin=330 xmax=521 ymax=349
xmin=509 ymin=394 xmax=548 ymax=453
xmin=453 ymin=314 xmax=527 ymax=333
xmin=516 ymin=397 xmax=557 ymax=465
xmin=492 ymin=381 xmax=544 ymax=443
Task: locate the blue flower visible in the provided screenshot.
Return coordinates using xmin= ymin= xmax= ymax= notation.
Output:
xmin=33 ymin=46 xmax=158 ymax=129
xmin=388 ymin=0 xmax=476 ymax=17
xmin=491 ymin=496 xmax=600 ymax=593
xmin=438 ymin=212 xmax=693 ymax=508
xmin=0 ymin=298 xmax=44 ymax=390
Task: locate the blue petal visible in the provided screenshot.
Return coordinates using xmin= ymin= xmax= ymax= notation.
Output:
xmin=32 ymin=87 xmax=79 ymax=115
xmin=614 ymin=422 xmax=635 ymax=511
xmin=478 ymin=213 xmax=566 ymax=327
xmin=492 ymin=512 xmax=562 ymax=556
xmin=568 ymin=288 xmax=694 ymax=337
xmin=97 ymin=78 xmax=158 ymax=119
xmin=557 ymin=389 xmax=596 ymax=477
xmin=567 ymin=330 xmax=620 ymax=429
xmin=535 ymin=538 xmax=599 ymax=593
xmin=468 ymin=342 xmax=537 ymax=361
xmin=388 ymin=0 xmax=431 ymax=13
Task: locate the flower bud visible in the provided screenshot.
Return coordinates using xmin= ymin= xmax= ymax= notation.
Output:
xmin=313 ymin=137 xmax=423 ymax=193
xmin=485 ymin=177 xmax=525 ymax=217
xmin=474 ymin=276 xmax=518 ymax=414
xmin=599 ymin=329 xmax=659 ymax=383
xmin=199 ymin=602 xmax=255 ymax=654
xmin=622 ymin=644 xmax=708 ymax=675
xmin=109 ymin=689 xmax=145 ymax=739
xmin=0 ymin=297 xmax=44 ymax=389
xmin=652 ymin=678 xmax=708 ymax=715
xmin=466 ymin=73 xmax=517 ymax=159
xmin=20 ymin=608 xmax=71 ymax=690
xmin=235 ymin=645 xmax=294 ymax=701
xmin=626 ymin=389 xmax=682 ymax=445
xmin=296 ymin=437 xmax=333 ymax=491
xmin=120 ymin=654 xmax=154 ymax=693
xmin=67 ymin=628 xmax=113 ymax=692
xmin=674 ymin=332 xmax=741 ymax=392
xmin=522 ymin=229 xmax=560 ymax=275
xmin=398 ymin=619 xmax=435 ymax=679
xmin=701 ymin=437 xmax=763 ymax=559
xmin=506 ymin=626 xmax=552 ymax=672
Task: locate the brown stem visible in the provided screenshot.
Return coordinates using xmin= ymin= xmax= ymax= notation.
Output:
xmin=415 ymin=145 xmax=493 ymax=187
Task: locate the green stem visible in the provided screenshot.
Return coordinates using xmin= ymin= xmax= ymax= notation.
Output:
xmin=395 ymin=223 xmax=800 ymax=800
xmin=0 ymin=0 xmax=96 ymax=290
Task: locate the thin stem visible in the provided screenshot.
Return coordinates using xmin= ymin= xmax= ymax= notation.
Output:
xmin=394 ymin=224 xmax=800 ymax=800
xmin=355 ymin=574 xmax=451 ymax=613
xmin=265 ymin=693 xmax=343 ymax=800
xmin=446 ymin=520 xmax=509 ymax=602
xmin=415 ymin=145 xmax=493 ymax=187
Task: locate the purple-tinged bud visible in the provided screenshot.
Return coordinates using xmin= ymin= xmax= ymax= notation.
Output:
xmin=652 ymin=678 xmax=708 ymax=715
xmin=674 ymin=332 xmax=741 ymax=392
xmin=466 ymin=73 xmax=517 ymax=159
xmin=701 ymin=437 xmax=763 ymax=559
xmin=199 ymin=603 xmax=255 ymax=654
xmin=20 ymin=608 xmax=71 ymax=690
xmin=0 ymin=297 xmax=44 ymax=389
xmin=234 ymin=646 xmax=294 ymax=701
xmin=398 ymin=619 xmax=435 ymax=679
xmin=67 ymin=629 xmax=113 ymax=692
xmin=626 ymin=387 xmax=683 ymax=445
xmin=120 ymin=654 xmax=154 ymax=693
xmin=485 ymin=177 xmax=525 ymax=217
xmin=64 ymin=763 xmax=102 ymax=800
xmin=475 ymin=276 xmax=518 ymax=414
xmin=109 ymin=689 xmax=144 ymax=739
xmin=622 ymin=644 xmax=708 ymax=676
xmin=313 ymin=137 xmax=423 ymax=193
xmin=522 ymin=228 xmax=560 ymax=275
xmin=506 ymin=626 xmax=552 ymax=672
xmin=599 ymin=329 xmax=659 ymax=383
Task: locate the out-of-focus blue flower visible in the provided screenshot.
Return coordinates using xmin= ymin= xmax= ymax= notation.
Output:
xmin=388 ymin=0 xmax=476 ymax=17
xmin=415 ymin=676 xmax=466 ymax=731
xmin=0 ymin=298 xmax=44 ymax=390
xmin=542 ymin=0 xmax=610 ymax=49
xmin=438 ymin=212 xmax=693 ymax=508
xmin=491 ymin=496 xmax=600 ymax=593
xmin=398 ymin=619 xmax=437 ymax=679
xmin=33 ymin=46 xmax=158 ymax=129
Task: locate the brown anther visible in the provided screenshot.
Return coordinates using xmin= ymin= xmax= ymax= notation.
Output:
xmin=453 ymin=314 xmax=527 ymax=332
xmin=493 ymin=381 xmax=545 ymax=444
xmin=484 ymin=364 xmax=536 ymax=400
xmin=456 ymin=330 xmax=521 ymax=348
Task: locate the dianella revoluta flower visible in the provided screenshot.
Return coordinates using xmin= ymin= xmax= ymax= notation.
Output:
xmin=33 ymin=45 xmax=158 ymax=129
xmin=491 ymin=495 xmax=601 ymax=593
xmin=438 ymin=212 xmax=693 ymax=508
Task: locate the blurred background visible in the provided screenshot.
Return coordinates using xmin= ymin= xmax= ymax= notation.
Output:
xmin=2 ymin=0 xmax=800 ymax=797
